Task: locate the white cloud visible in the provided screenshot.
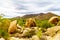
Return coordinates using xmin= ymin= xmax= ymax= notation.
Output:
xmin=0 ymin=0 xmax=60 ymax=17
xmin=0 ymin=0 xmax=26 ymax=17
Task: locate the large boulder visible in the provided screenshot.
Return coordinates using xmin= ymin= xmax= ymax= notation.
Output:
xmin=45 ymin=26 xmax=60 ymax=36
xmin=48 ymin=16 xmax=59 ymax=25
xmin=8 ymin=20 xmax=17 ymax=34
xmin=25 ymin=18 xmax=36 ymax=27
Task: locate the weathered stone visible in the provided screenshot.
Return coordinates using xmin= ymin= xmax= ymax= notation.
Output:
xmin=17 ymin=24 xmax=22 ymax=29
xmin=0 ymin=38 xmax=5 ymax=40
xmin=53 ymin=34 xmax=60 ymax=40
xmin=16 ymin=29 xmax=23 ymax=34
xmin=48 ymin=16 xmax=59 ymax=25
xmin=25 ymin=18 xmax=36 ymax=27
xmin=22 ymin=28 xmax=35 ymax=37
xmin=14 ymin=33 xmax=22 ymax=38
xmin=9 ymin=37 xmax=30 ymax=40
xmin=57 ymin=21 xmax=60 ymax=26
xmin=46 ymin=36 xmax=53 ymax=40
xmin=19 ymin=38 xmax=30 ymax=40
xmin=45 ymin=26 xmax=60 ymax=36
xmin=8 ymin=20 xmax=17 ymax=34
xmin=9 ymin=37 xmax=20 ymax=40
xmin=32 ymin=35 xmax=40 ymax=40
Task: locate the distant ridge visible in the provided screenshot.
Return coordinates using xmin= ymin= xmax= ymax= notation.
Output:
xmin=35 ymin=12 xmax=58 ymax=20
xmin=22 ymin=13 xmax=44 ymax=18
xmin=13 ymin=12 xmax=58 ymax=20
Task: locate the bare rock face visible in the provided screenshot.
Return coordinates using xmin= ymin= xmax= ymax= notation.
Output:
xmin=40 ymin=35 xmax=52 ymax=40
xmin=22 ymin=28 xmax=35 ymax=37
xmin=45 ymin=26 xmax=60 ymax=36
xmin=9 ymin=37 xmax=31 ymax=40
xmin=19 ymin=38 xmax=30 ymax=40
xmin=46 ymin=36 xmax=53 ymax=40
xmin=57 ymin=21 xmax=60 ymax=26
xmin=8 ymin=20 xmax=17 ymax=34
xmin=9 ymin=37 xmax=20 ymax=40
xmin=32 ymin=35 xmax=40 ymax=40
xmin=48 ymin=16 xmax=59 ymax=25
xmin=53 ymin=34 xmax=60 ymax=40
xmin=0 ymin=38 xmax=5 ymax=40
xmin=17 ymin=24 xmax=22 ymax=29
xmin=32 ymin=35 xmax=52 ymax=40
xmin=25 ymin=18 xmax=36 ymax=27
xmin=16 ymin=24 xmax=23 ymax=34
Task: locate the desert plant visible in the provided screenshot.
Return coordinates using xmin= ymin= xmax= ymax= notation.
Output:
xmin=36 ymin=29 xmax=42 ymax=38
xmin=39 ymin=20 xmax=55 ymax=29
xmin=0 ymin=29 xmax=9 ymax=40
xmin=17 ymin=18 xmax=26 ymax=27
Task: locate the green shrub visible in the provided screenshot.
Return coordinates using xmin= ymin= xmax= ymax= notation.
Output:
xmin=36 ymin=29 xmax=42 ymax=38
xmin=17 ymin=18 xmax=26 ymax=27
xmin=0 ymin=29 xmax=9 ymax=40
xmin=36 ymin=20 xmax=55 ymax=29
xmin=0 ymin=19 xmax=11 ymax=31
xmin=35 ymin=20 xmax=41 ymax=27
xmin=39 ymin=20 xmax=55 ymax=29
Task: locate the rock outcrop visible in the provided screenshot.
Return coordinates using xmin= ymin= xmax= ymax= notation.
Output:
xmin=48 ymin=16 xmax=59 ymax=25
xmin=45 ymin=26 xmax=60 ymax=36
xmin=25 ymin=18 xmax=36 ymax=27
xmin=8 ymin=20 xmax=17 ymax=34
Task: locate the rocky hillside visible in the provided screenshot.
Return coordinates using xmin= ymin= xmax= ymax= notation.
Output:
xmin=13 ymin=12 xmax=58 ymax=20
xmin=35 ymin=12 xmax=58 ymax=20
xmin=22 ymin=13 xmax=44 ymax=18
xmin=0 ymin=12 xmax=59 ymax=40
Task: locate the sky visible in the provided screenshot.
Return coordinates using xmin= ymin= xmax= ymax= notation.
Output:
xmin=0 ymin=0 xmax=60 ymax=18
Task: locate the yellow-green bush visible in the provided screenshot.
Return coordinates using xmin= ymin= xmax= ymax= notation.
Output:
xmin=36 ymin=29 xmax=42 ymax=38
xmin=0 ymin=29 xmax=9 ymax=40
xmin=40 ymin=20 xmax=55 ymax=29
xmin=36 ymin=20 xmax=55 ymax=29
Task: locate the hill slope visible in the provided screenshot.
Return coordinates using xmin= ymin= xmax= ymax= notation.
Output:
xmin=13 ymin=12 xmax=58 ymax=20
xmin=35 ymin=12 xmax=58 ymax=20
